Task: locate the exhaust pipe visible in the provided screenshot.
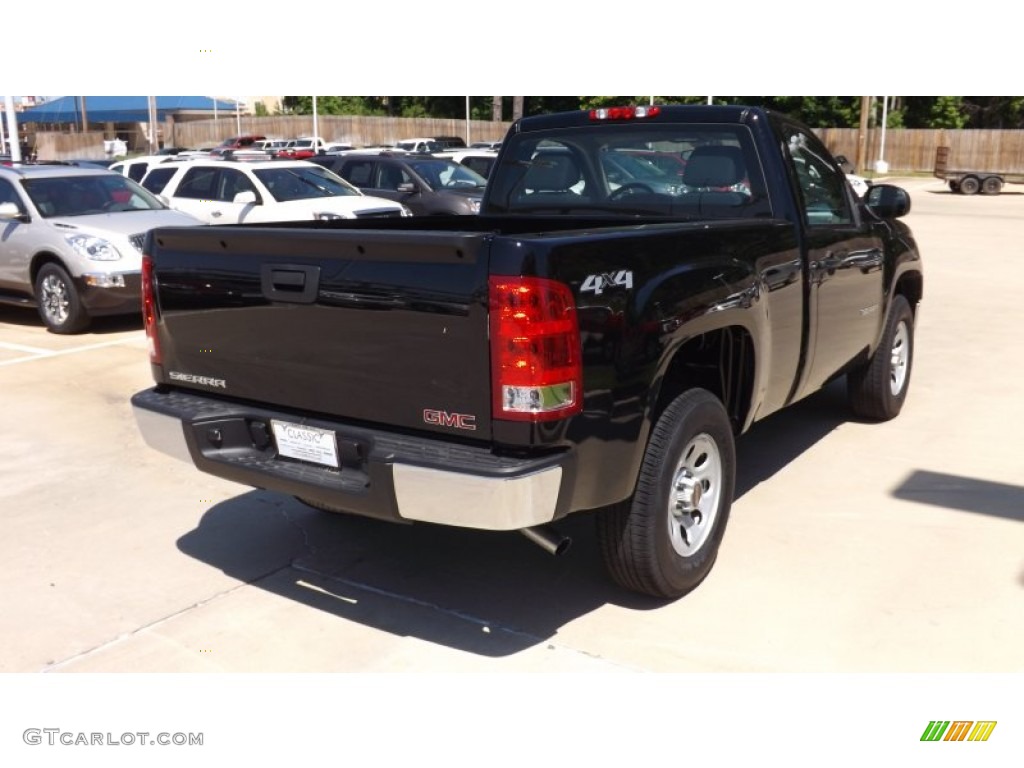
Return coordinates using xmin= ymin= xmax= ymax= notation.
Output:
xmin=519 ymin=525 xmax=572 ymax=556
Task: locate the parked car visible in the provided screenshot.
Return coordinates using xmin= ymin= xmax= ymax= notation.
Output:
xmin=0 ymin=163 xmax=201 ymax=333
xmin=432 ymin=135 xmax=467 ymax=149
xmin=209 ymin=135 xmax=267 ymax=157
xmin=109 ymin=154 xmax=178 ymax=182
xmin=310 ymin=153 xmax=486 ymax=214
xmin=253 ymin=139 xmax=288 ymax=152
xmin=275 ymin=136 xmax=329 ymax=159
xmin=393 ymin=138 xmax=444 ymax=154
xmin=141 ymin=158 xmax=411 ymax=224
xmin=439 ymin=149 xmax=498 ymax=179
xmin=50 ymin=158 xmax=119 ymax=170
xmin=470 ymin=140 xmax=502 ymax=150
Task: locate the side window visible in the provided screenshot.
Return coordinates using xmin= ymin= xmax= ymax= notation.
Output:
xmin=341 ymin=161 xmax=374 ymax=187
xmin=783 ymin=127 xmax=852 ymax=226
xmin=377 ymin=164 xmax=411 ymax=190
xmin=128 ymin=163 xmax=148 ymax=182
xmin=0 ymin=178 xmax=26 ymax=213
xmin=463 ymin=157 xmax=492 ymax=178
xmin=217 ymin=169 xmax=256 ymax=202
xmin=142 ymin=167 xmax=177 ymax=194
xmin=176 ymin=167 xmax=218 ymax=200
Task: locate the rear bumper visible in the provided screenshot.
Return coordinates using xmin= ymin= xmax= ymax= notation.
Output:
xmin=131 ymin=387 xmax=571 ymax=530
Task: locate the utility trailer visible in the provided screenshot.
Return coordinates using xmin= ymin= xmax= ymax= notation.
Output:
xmin=934 ymin=145 xmax=1024 ymax=195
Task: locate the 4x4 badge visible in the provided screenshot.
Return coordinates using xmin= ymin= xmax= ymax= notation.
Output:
xmin=580 ymin=270 xmax=633 ymax=295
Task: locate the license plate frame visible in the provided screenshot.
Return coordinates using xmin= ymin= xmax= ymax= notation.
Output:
xmin=270 ymin=420 xmax=340 ymax=468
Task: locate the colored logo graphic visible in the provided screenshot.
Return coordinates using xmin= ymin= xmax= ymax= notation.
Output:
xmin=921 ymin=721 xmax=997 ymax=742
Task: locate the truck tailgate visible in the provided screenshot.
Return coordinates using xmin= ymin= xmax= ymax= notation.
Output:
xmin=148 ymin=226 xmax=494 ymax=440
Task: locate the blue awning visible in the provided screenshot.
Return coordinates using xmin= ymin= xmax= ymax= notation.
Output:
xmin=19 ymin=96 xmax=240 ymax=124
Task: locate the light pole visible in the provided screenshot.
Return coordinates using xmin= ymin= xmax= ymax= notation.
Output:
xmin=875 ymin=96 xmax=890 ymax=174
xmin=5 ymin=96 xmax=22 ymax=161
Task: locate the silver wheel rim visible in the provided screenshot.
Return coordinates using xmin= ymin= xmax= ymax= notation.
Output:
xmin=41 ymin=274 xmax=70 ymax=325
xmin=667 ymin=433 xmax=721 ymax=557
xmin=889 ymin=321 xmax=910 ymax=396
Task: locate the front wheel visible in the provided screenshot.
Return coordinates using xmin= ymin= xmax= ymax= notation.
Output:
xmin=34 ymin=263 xmax=90 ymax=334
xmin=847 ymin=294 xmax=914 ymax=421
xmin=597 ymin=389 xmax=735 ymax=599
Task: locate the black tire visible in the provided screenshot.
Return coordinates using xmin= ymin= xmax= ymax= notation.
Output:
xmin=596 ymin=388 xmax=735 ymax=599
xmin=847 ymin=295 xmax=914 ymax=421
xmin=948 ymin=180 xmax=960 ymax=193
xmin=34 ymin=263 xmax=90 ymax=334
xmin=959 ymin=176 xmax=980 ymax=195
xmin=981 ymin=176 xmax=1003 ymax=195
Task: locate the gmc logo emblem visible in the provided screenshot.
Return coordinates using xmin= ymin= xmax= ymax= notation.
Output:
xmin=423 ymin=409 xmax=477 ymax=431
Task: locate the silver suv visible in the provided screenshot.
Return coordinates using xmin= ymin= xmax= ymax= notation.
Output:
xmin=0 ymin=164 xmax=201 ymax=333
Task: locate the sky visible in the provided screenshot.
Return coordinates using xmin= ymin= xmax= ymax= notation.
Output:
xmin=2 ymin=3 xmax=1015 ymax=99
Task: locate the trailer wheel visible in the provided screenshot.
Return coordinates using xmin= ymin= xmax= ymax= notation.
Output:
xmin=981 ymin=176 xmax=1003 ymax=195
xmin=948 ymin=180 xmax=960 ymax=193
xmin=596 ymin=388 xmax=735 ymax=599
xmin=959 ymin=176 xmax=980 ymax=195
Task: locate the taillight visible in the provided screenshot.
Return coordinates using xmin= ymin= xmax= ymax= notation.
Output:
xmin=589 ymin=105 xmax=661 ymax=121
xmin=141 ymin=254 xmax=161 ymax=365
xmin=489 ymin=276 xmax=583 ymax=422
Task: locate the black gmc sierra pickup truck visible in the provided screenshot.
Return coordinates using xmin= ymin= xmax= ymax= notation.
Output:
xmin=132 ymin=105 xmax=923 ymax=599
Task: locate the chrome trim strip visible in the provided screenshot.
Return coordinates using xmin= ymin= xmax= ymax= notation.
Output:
xmin=132 ymin=406 xmax=192 ymax=464
xmin=393 ymin=464 xmax=561 ymax=530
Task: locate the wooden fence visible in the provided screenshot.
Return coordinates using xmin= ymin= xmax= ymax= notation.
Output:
xmin=817 ymin=128 xmax=1024 ymax=174
xmin=28 ymin=118 xmax=1024 ymax=175
xmin=29 ymin=115 xmax=512 ymax=159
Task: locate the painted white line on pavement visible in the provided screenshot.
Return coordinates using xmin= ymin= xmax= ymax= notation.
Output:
xmin=0 ymin=341 xmax=53 ymax=354
xmin=0 ymin=336 xmax=145 ymax=367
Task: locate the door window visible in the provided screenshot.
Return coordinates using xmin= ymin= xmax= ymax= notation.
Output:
xmin=341 ymin=161 xmax=374 ymax=187
xmin=176 ymin=167 xmax=218 ymax=199
xmin=782 ymin=127 xmax=852 ymax=226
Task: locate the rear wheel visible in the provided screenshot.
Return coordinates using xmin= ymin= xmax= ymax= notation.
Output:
xmin=847 ymin=295 xmax=914 ymax=421
xmin=959 ymin=176 xmax=980 ymax=195
xmin=981 ymin=176 xmax=1003 ymax=195
xmin=597 ymin=388 xmax=735 ymax=599
xmin=34 ymin=263 xmax=90 ymax=334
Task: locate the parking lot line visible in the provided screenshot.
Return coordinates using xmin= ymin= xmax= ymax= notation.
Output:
xmin=0 ymin=337 xmax=144 ymax=367
xmin=0 ymin=341 xmax=53 ymax=355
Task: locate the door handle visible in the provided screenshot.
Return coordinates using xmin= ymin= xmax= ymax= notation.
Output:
xmin=260 ymin=264 xmax=320 ymax=304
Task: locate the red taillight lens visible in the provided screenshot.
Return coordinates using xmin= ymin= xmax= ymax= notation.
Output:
xmin=141 ymin=255 xmax=161 ymax=365
xmin=489 ymin=276 xmax=583 ymax=422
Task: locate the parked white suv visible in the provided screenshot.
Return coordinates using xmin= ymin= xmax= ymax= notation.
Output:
xmin=0 ymin=164 xmax=202 ymax=333
xmin=140 ymin=158 xmax=411 ymax=224
xmin=108 ymin=155 xmax=178 ymax=183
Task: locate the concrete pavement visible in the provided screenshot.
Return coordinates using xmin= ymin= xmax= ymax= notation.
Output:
xmin=2 ymin=177 xmax=1022 ymax=674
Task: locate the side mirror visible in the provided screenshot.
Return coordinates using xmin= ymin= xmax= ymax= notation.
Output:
xmin=0 ymin=201 xmax=24 ymax=220
xmin=864 ymin=184 xmax=910 ymax=219
xmin=397 ymin=182 xmax=417 ymax=195
xmin=233 ymin=191 xmax=257 ymax=205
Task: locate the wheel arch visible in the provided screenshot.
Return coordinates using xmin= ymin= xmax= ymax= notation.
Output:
xmin=650 ymin=324 xmax=758 ymax=437
xmin=894 ymin=268 xmax=923 ymax=317
xmin=30 ymin=251 xmax=71 ymax=285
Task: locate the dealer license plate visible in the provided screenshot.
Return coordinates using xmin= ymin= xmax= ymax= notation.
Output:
xmin=271 ymin=420 xmax=340 ymax=468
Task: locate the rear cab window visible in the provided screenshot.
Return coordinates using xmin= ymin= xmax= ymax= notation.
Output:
xmin=486 ymin=122 xmax=772 ymax=219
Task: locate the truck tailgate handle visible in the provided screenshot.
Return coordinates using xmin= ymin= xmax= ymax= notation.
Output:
xmin=261 ymin=264 xmax=321 ymax=304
